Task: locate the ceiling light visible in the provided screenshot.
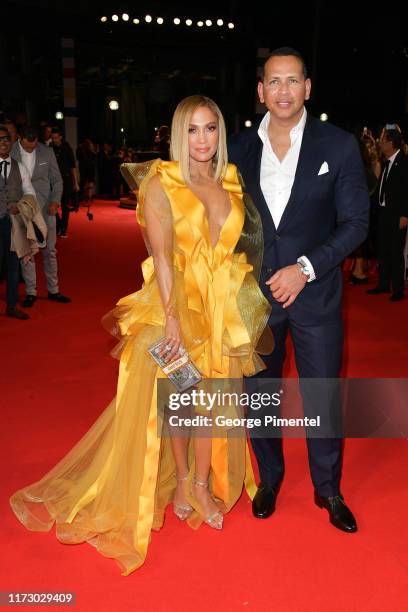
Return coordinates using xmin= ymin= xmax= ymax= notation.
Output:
xmin=145 ymin=15 xmax=152 ymax=23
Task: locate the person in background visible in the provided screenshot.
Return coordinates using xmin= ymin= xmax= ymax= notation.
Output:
xmin=367 ymin=127 xmax=408 ymax=301
xmin=348 ymin=139 xmax=378 ymax=284
xmin=0 ymin=124 xmax=35 ymax=319
xmin=153 ymin=125 xmax=170 ymax=160
xmin=50 ymin=127 xmax=79 ymax=237
xmin=12 ymin=125 xmax=71 ymax=307
xmin=76 ymin=138 xmax=96 ymax=202
xmin=39 ymin=123 xmax=52 ymax=146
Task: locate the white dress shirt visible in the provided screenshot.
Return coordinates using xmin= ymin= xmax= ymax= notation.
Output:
xmin=258 ymin=107 xmax=316 ymax=281
xmin=18 ymin=141 xmax=36 ymax=179
xmin=378 ymin=149 xmax=399 ymax=207
xmin=0 ymin=156 xmax=35 ymax=196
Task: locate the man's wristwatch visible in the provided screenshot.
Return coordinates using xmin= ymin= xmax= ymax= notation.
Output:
xmin=297 ymin=258 xmax=311 ymax=280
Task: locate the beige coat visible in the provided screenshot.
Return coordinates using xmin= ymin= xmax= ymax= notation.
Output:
xmin=10 ymin=194 xmax=48 ymax=262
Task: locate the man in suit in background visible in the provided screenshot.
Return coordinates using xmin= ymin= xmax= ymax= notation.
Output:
xmin=12 ymin=126 xmax=71 ymax=306
xmin=0 ymin=124 xmax=34 ymax=319
xmin=367 ymin=127 xmax=408 ymax=301
xmin=229 ymin=48 xmax=369 ymax=532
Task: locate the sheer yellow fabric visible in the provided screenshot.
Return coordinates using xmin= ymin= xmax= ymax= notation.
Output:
xmin=10 ymin=160 xmax=273 ymax=575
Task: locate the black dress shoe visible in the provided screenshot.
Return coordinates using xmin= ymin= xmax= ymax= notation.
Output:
xmin=48 ymin=292 xmax=71 ymax=303
xmin=366 ymin=287 xmax=390 ymax=295
xmin=314 ymin=493 xmax=357 ymax=533
xmin=389 ymin=293 xmax=404 ymax=302
xmin=6 ymin=306 xmax=30 ymax=320
xmin=22 ymin=294 xmax=37 ymax=308
xmin=252 ymin=483 xmax=280 ymax=519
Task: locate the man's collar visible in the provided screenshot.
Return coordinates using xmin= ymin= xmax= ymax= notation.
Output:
xmin=387 ymin=149 xmax=400 ymax=162
xmin=258 ymin=107 xmax=307 ymax=144
xmin=0 ymin=156 xmax=11 ymax=162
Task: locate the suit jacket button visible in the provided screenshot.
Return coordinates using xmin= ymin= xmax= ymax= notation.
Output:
xmin=275 ymin=234 xmax=280 ymax=240
xmin=266 ymin=267 xmax=272 ymax=273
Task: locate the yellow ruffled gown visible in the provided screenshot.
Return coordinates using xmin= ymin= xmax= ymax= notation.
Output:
xmin=10 ymin=160 xmax=272 ymax=575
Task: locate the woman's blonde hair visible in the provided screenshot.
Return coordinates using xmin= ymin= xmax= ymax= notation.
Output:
xmin=169 ymin=95 xmax=228 ymax=183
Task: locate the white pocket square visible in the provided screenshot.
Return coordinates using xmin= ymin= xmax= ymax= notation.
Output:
xmin=39 ymin=162 xmax=47 ymax=166
xmin=318 ymin=161 xmax=329 ymax=175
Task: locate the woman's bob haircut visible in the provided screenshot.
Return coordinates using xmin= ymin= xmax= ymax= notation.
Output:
xmin=169 ymin=95 xmax=228 ymax=183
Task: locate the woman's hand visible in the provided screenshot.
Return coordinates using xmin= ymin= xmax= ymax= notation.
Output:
xmin=160 ymin=314 xmax=182 ymax=363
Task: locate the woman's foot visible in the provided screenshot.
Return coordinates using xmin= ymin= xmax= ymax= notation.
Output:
xmin=192 ymin=478 xmax=223 ymax=529
xmin=173 ymin=474 xmax=193 ymax=521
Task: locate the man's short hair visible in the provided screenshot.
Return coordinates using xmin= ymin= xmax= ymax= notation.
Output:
xmin=51 ymin=127 xmax=62 ymax=135
xmin=263 ymin=47 xmax=308 ymax=79
xmin=19 ymin=124 xmax=39 ymax=141
xmin=383 ymin=129 xmax=403 ymax=150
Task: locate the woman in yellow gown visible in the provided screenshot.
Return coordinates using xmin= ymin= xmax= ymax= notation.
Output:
xmin=10 ymin=96 xmax=272 ymax=575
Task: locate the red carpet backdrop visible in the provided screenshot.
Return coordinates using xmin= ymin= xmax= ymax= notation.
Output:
xmin=1 ymin=201 xmax=407 ymax=611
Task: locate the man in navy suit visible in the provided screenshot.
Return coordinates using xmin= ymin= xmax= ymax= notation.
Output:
xmin=367 ymin=127 xmax=408 ymax=301
xmin=229 ymin=48 xmax=369 ymax=532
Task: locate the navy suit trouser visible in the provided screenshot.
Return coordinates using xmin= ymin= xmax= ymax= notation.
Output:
xmin=0 ymin=215 xmax=20 ymax=308
xmin=250 ymin=301 xmax=343 ymax=498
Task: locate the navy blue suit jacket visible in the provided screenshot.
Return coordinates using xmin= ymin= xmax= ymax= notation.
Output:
xmin=229 ymin=115 xmax=370 ymax=324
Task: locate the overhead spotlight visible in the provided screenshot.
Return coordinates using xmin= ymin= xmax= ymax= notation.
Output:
xmin=145 ymin=15 xmax=152 ymax=23
xmin=157 ymin=17 xmax=164 ymax=24
xmin=122 ymin=13 xmax=129 ymax=21
xmin=244 ymin=120 xmax=252 ymax=128
xmin=133 ymin=18 xmax=140 ymax=24
xmin=205 ymin=19 xmax=212 ymax=26
xmin=186 ymin=19 xmax=192 ymax=26
xmin=197 ymin=20 xmax=204 ymax=27
xmin=174 ymin=17 xmax=181 ymax=25
xmin=112 ymin=14 xmax=119 ymax=22
xmin=108 ymin=100 xmax=119 ymax=111
xmin=227 ymin=22 xmax=234 ymax=29
xmin=320 ymin=113 xmax=328 ymax=122
xmin=120 ymin=128 xmax=124 ymax=133
xmin=100 ymin=16 xmax=108 ymax=23
xmin=217 ymin=19 xmax=223 ymax=26
xmin=55 ymin=111 xmax=64 ymax=120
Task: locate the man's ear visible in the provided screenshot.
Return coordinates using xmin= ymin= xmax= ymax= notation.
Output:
xmin=257 ymin=81 xmax=265 ymax=104
xmin=305 ymin=78 xmax=312 ymax=101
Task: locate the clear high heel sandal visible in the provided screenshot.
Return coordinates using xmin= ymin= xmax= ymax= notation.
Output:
xmin=173 ymin=474 xmax=193 ymax=521
xmin=192 ymin=477 xmax=223 ymax=530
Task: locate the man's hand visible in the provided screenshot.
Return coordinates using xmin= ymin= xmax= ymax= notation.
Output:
xmin=266 ymin=264 xmax=308 ymax=308
xmin=399 ymin=216 xmax=408 ymax=229
xmin=48 ymin=202 xmax=59 ymax=215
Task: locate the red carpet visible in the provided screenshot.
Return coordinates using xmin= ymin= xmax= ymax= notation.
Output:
xmin=1 ymin=200 xmax=407 ymax=611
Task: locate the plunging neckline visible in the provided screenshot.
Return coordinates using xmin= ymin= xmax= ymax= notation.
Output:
xmin=188 ymin=184 xmax=233 ymax=250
